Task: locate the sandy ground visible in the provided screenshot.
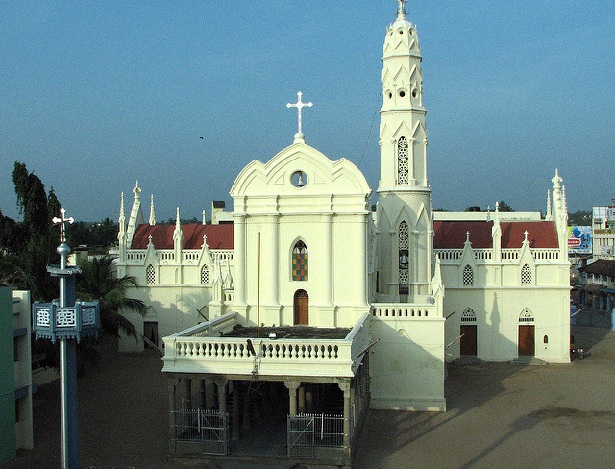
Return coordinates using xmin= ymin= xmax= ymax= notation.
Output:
xmin=5 ymin=324 xmax=615 ymax=469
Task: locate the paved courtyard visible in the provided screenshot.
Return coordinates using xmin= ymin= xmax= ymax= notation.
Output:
xmin=6 ymin=322 xmax=615 ymax=469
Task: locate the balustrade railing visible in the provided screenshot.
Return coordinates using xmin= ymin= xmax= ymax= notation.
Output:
xmin=162 ymin=312 xmax=370 ymax=378
xmin=122 ymin=249 xmax=234 ymax=265
xmin=371 ymin=304 xmax=437 ymax=319
xmin=436 ymin=248 xmax=561 ymax=263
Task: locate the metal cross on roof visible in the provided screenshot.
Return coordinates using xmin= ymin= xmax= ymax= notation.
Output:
xmin=52 ymin=207 xmax=74 ymax=244
xmin=286 ymin=91 xmax=313 ymax=135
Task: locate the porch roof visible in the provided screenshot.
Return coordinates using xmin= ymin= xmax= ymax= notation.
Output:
xmin=222 ymin=326 xmax=351 ymax=340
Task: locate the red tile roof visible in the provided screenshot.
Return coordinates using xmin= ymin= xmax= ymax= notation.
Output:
xmin=433 ymin=220 xmax=559 ymax=249
xmin=131 ymin=223 xmax=234 ymax=250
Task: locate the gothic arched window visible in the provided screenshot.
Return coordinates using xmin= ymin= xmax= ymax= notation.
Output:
xmin=462 ymin=264 xmax=474 ymax=286
xmin=521 ymin=263 xmax=532 ymax=285
xmin=146 ymin=264 xmax=156 ymax=285
xmin=397 ymin=137 xmax=409 ymax=185
xmin=461 ymin=308 xmax=477 ymax=322
xmin=399 ymin=221 xmax=409 ymax=294
xmin=200 ymin=265 xmax=210 ymax=284
xmin=292 ymin=241 xmax=308 ymax=281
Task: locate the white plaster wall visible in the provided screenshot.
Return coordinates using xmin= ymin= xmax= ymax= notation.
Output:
xmin=443 ymin=286 xmax=570 ymax=363
xmin=369 ymin=317 xmax=446 ymax=411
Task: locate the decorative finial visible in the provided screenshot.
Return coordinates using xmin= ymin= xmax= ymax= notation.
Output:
xmin=286 ymin=91 xmax=313 ymax=135
xmin=133 ymin=180 xmax=141 ymax=198
xmin=396 ymin=0 xmax=407 ymax=19
xmin=52 ymin=207 xmax=74 ymax=244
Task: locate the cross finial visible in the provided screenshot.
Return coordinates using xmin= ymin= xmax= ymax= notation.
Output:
xmin=52 ymin=208 xmax=74 ymax=244
xmin=286 ymin=91 xmax=313 ymax=135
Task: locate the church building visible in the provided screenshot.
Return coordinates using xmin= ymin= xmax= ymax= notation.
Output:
xmin=115 ymin=2 xmax=570 ymax=465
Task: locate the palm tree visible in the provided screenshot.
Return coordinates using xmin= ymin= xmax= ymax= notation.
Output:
xmin=76 ymin=256 xmax=148 ymax=339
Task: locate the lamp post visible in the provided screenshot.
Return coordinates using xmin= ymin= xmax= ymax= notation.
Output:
xmin=32 ymin=209 xmax=100 ymax=469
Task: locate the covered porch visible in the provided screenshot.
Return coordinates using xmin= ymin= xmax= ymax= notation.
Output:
xmin=162 ymin=312 xmax=372 ymax=467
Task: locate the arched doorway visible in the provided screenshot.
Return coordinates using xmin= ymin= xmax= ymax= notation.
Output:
xmin=294 ymin=289 xmax=308 ymax=325
xmin=518 ymin=309 xmax=535 ymax=357
xmin=459 ymin=308 xmax=477 ymax=356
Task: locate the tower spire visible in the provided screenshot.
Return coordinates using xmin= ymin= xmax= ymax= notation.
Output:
xmin=149 ymin=194 xmax=157 ymax=226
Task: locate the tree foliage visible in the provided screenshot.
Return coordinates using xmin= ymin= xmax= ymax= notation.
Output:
xmin=0 ymin=162 xmax=62 ymax=300
xmin=66 ymin=218 xmax=118 ymax=248
xmin=568 ymin=210 xmax=592 ymax=226
xmin=498 ymin=200 xmax=513 ymax=212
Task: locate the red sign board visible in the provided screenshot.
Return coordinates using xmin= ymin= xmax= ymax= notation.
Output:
xmin=568 ymin=238 xmax=581 ymax=247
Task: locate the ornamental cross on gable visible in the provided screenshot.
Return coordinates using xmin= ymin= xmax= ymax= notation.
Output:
xmin=286 ymin=91 xmax=313 ymax=134
xmin=52 ymin=208 xmax=74 ymax=243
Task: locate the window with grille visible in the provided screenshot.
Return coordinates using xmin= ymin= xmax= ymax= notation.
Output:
xmin=201 ymin=265 xmax=209 ymax=284
xmin=462 ymin=264 xmax=474 ymax=286
xmin=521 ymin=263 xmax=532 ymax=285
xmin=461 ymin=308 xmax=477 ymax=322
xmin=292 ymin=241 xmax=308 ymax=281
xmin=398 ymin=137 xmax=408 ymax=185
xmin=399 ymin=221 xmax=409 ymax=294
xmin=146 ymin=264 xmax=156 ymax=285
xmin=519 ymin=308 xmax=534 ymax=322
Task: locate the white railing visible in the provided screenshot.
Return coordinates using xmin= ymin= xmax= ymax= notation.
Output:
xmin=122 ymin=249 xmax=234 ymax=265
xmin=162 ymin=313 xmax=370 ymax=378
xmin=473 ymin=249 xmax=492 ymax=261
xmin=126 ymin=250 xmax=147 ymax=262
xmin=371 ymin=303 xmax=437 ymax=319
xmin=183 ymin=251 xmax=201 ymax=263
xmin=436 ymin=248 xmax=561 ymax=263
xmin=531 ymin=249 xmax=560 ymax=261
xmin=212 ymin=251 xmax=234 ymax=263
xmin=434 ymin=250 xmax=461 ymax=261
xmin=158 ymin=251 xmax=175 ymax=262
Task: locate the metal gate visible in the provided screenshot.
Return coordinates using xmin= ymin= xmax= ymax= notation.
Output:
xmin=287 ymin=413 xmax=343 ymax=458
xmin=174 ymin=408 xmax=229 ymax=455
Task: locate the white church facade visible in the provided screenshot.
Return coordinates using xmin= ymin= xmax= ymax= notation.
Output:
xmin=115 ymin=2 xmax=570 ymax=465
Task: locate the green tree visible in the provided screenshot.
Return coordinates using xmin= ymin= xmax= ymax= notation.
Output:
xmin=568 ymin=210 xmax=592 ymax=226
xmin=498 ymin=200 xmax=513 ymax=212
xmin=0 ymin=162 xmax=62 ymax=299
xmin=76 ymin=256 xmax=147 ymax=338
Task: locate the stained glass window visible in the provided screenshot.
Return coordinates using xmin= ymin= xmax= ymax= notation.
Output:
xmin=292 ymin=241 xmax=308 ymax=281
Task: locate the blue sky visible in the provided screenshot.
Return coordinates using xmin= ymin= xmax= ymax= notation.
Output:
xmin=1 ymin=1 xmax=613 ymax=223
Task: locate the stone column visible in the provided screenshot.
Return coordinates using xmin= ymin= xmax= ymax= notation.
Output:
xmin=339 ymin=381 xmax=352 ymax=462
xmin=305 ymin=387 xmax=313 ymax=413
xmin=214 ymin=378 xmax=228 ymax=414
xmin=199 ymin=379 xmax=207 ymax=409
xmin=323 ymin=214 xmax=333 ymax=305
xmin=184 ymin=378 xmax=192 ymax=408
xmin=298 ymin=386 xmax=306 ymax=414
xmin=234 ymin=215 xmax=246 ymax=306
xmin=168 ymin=378 xmax=179 ymax=455
xmin=242 ymin=383 xmax=251 ymax=430
xmin=285 ymin=381 xmax=301 ymax=416
xmin=232 ymin=381 xmax=240 ymax=440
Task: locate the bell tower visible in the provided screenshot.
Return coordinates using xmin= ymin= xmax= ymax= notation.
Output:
xmin=376 ymin=0 xmax=433 ymax=300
